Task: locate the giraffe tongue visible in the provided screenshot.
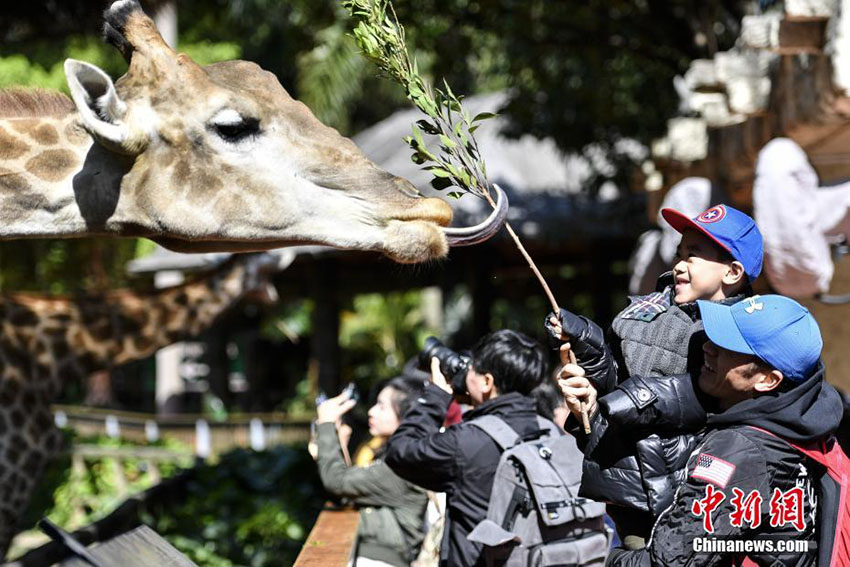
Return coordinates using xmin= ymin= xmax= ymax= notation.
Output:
xmin=442 ymin=184 xmax=509 ymax=247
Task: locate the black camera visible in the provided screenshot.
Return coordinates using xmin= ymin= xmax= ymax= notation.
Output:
xmin=419 ymin=337 xmax=471 ymax=396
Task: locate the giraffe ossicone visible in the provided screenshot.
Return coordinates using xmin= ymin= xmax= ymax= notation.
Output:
xmin=0 ymin=0 xmax=507 ymax=264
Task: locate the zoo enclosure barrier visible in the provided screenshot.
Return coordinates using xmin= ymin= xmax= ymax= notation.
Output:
xmin=51 ymin=404 xmax=312 ymax=457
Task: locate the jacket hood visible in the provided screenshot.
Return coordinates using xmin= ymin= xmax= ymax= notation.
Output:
xmin=706 ymin=361 xmax=843 ymax=443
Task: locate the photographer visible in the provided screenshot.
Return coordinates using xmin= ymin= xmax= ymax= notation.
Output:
xmin=314 ymin=377 xmax=429 ymax=567
xmin=384 ymin=330 xmax=547 ymax=567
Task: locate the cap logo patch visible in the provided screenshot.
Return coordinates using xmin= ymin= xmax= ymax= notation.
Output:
xmin=744 ymin=295 xmax=764 ymax=314
xmin=697 ymin=205 xmax=726 ymax=224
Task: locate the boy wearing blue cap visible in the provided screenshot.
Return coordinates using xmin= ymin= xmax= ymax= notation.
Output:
xmin=592 ymin=295 xmax=843 ymax=567
xmin=547 ymin=204 xmax=764 ymax=547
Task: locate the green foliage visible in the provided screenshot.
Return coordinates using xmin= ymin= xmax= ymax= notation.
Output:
xmin=343 ymin=0 xmax=496 ymax=199
xmin=340 ymin=290 xmax=438 ymax=383
xmin=19 ymin=431 xmax=190 ymax=535
xmin=144 ymin=446 xmax=323 ymax=567
xmin=297 ymin=21 xmax=367 ymax=132
xmin=182 ymin=41 xmax=243 ymax=66
xmin=19 ymin=433 xmax=322 ymax=567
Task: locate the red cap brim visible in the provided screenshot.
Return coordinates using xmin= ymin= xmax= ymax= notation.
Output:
xmin=660 ymin=208 xmax=734 ymax=256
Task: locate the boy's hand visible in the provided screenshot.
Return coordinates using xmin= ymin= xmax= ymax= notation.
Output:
xmin=316 ymin=391 xmax=357 ymax=424
xmin=430 ymin=357 xmax=453 ymax=395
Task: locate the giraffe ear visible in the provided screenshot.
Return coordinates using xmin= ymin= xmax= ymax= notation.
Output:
xmin=64 ymin=59 xmax=147 ymax=155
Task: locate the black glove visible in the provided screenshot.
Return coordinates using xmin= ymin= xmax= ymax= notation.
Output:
xmin=545 ymin=308 xmax=618 ymax=395
xmin=544 ymin=308 xmax=592 ymax=350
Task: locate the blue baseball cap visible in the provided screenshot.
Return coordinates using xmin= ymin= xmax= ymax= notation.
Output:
xmin=697 ymin=295 xmax=822 ymax=382
xmin=662 ymin=204 xmax=763 ymax=282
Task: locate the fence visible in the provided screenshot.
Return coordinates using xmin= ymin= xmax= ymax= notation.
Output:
xmin=52 ymin=404 xmax=312 ymax=457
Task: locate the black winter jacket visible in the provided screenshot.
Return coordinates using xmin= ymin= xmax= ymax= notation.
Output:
xmin=556 ymin=280 xmax=746 ymax=536
xmin=608 ymin=362 xmax=843 ymax=567
xmin=573 ymin=373 xmax=707 ymax=521
xmin=384 ymin=386 xmax=542 ymax=567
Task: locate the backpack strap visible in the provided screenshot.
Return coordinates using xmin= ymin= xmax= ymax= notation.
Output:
xmin=536 ymin=416 xmax=561 ymax=437
xmin=468 ymin=415 xmax=521 ymax=451
xmin=747 ymin=425 xmax=830 ymax=466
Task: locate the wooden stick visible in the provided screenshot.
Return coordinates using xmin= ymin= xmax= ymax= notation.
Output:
xmin=482 ymin=191 xmax=559 ymax=314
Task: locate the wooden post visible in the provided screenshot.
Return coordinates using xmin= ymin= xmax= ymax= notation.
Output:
xmin=310 ymin=260 xmax=341 ymax=396
xmin=469 ymin=253 xmax=495 ymax=340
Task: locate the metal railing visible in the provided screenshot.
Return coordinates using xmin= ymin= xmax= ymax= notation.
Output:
xmin=52 ymin=404 xmax=312 ymax=457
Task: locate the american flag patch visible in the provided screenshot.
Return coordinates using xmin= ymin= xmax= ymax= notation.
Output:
xmin=691 ymin=453 xmax=736 ymax=488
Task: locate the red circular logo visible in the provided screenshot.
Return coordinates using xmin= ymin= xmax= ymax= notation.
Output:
xmin=697 ymin=205 xmax=726 ymax=224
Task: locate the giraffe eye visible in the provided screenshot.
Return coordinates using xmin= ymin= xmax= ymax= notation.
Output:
xmin=212 ymin=117 xmax=260 ymax=143
xmin=209 ymin=109 xmax=260 ymax=144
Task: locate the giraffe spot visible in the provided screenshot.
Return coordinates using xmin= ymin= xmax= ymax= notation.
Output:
xmin=171 ymin=159 xmax=191 ymax=187
xmin=0 ymin=126 xmax=30 ymax=160
xmin=31 ymin=123 xmax=59 ymax=146
xmin=192 ymin=167 xmax=224 ymax=195
xmin=11 ymin=119 xmax=59 ymax=145
xmin=134 ymin=336 xmax=154 ymax=352
xmin=9 ymin=410 xmax=24 ymax=428
xmin=26 ymin=149 xmax=79 ymax=182
xmin=22 ymin=453 xmax=43 ymax=474
xmin=0 ymin=170 xmax=39 ymax=208
xmin=89 ymin=320 xmax=113 ymax=342
xmin=8 ymin=306 xmax=37 ymax=327
xmin=21 ymin=391 xmax=35 ymax=408
xmin=0 ymin=414 xmax=7 ymax=435
xmin=5 ymin=449 xmax=19 ymax=466
xmin=52 ymin=340 xmax=69 ymax=360
xmin=36 ymin=412 xmax=52 ymax=433
xmin=157 ymin=148 xmax=175 ymax=168
xmin=64 ymin=121 xmax=91 ymax=146
xmin=0 ymin=378 xmax=21 ymax=406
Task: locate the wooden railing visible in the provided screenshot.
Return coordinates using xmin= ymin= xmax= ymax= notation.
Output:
xmin=293 ymin=507 xmax=359 ymax=567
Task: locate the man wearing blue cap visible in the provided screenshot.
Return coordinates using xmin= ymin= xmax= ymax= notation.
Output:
xmin=566 ymin=295 xmax=843 ymax=566
xmin=546 ymin=204 xmax=764 ymax=547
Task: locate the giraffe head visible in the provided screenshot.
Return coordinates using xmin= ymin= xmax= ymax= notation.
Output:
xmin=62 ymin=0 xmax=506 ymax=263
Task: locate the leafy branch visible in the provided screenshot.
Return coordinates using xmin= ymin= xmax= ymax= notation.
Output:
xmin=342 ymin=0 xmax=559 ymax=312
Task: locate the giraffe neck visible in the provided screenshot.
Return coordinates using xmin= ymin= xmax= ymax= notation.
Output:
xmin=0 ymin=258 xmax=256 ymax=555
xmin=0 ymin=113 xmax=133 ymax=239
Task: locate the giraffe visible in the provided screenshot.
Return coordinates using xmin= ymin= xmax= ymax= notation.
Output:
xmin=0 ymin=0 xmax=506 ymax=263
xmin=0 ymin=252 xmax=280 ymax=556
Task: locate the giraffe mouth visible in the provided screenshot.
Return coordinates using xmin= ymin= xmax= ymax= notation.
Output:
xmin=388 ymin=184 xmax=508 ymax=247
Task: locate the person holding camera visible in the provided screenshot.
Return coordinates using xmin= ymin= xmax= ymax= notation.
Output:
xmin=314 ymin=377 xmax=429 ymax=567
xmin=384 ymin=329 xmax=548 ymax=567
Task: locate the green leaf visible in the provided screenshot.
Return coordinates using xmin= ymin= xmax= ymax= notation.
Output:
xmin=426 ymin=166 xmax=452 ymax=178
xmin=447 ymin=191 xmax=463 ymax=199
xmin=472 ymin=112 xmax=498 ymax=123
xmin=412 ymin=124 xmax=425 ymax=147
xmin=431 ymin=177 xmax=455 ymax=191
xmin=416 ymin=119 xmax=441 ymax=135
xmin=439 ymin=135 xmax=457 ymax=149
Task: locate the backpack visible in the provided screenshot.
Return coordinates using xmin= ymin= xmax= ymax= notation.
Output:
xmin=747 ymin=426 xmax=850 ymax=567
xmin=467 ymin=415 xmax=612 ymax=567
